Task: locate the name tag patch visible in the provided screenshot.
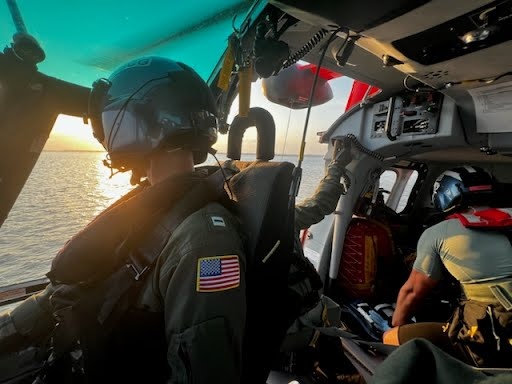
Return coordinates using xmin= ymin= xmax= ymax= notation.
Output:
xmin=211 ymin=215 xmax=226 ymax=227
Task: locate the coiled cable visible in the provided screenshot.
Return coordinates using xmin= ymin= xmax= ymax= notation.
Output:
xmin=345 ymin=133 xmax=384 ymax=161
xmin=282 ymin=28 xmax=329 ymax=69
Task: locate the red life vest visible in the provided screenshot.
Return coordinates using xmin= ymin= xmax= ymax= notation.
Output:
xmin=448 ymin=208 xmax=512 ymax=229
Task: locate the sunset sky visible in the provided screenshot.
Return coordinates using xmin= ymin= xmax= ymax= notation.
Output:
xmin=44 ymin=76 xmax=353 ymax=156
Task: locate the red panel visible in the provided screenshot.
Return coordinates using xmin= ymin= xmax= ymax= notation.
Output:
xmin=344 ymin=80 xmax=380 ymax=112
xmin=296 ymin=63 xmax=343 ymax=81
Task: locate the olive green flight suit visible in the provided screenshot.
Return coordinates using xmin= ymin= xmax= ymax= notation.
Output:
xmin=138 ymin=201 xmax=246 ymax=383
xmin=0 ymin=201 xmax=246 ymax=384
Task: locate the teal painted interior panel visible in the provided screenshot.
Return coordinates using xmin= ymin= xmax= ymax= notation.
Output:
xmin=1 ymin=0 xmax=261 ymax=86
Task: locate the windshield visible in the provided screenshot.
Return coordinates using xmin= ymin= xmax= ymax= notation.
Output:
xmin=227 ymin=76 xmax=354 ymax=157
xmin=0 ymin=0 xmax=360 ymax=286
xmin=0 ymin=66 xmax=354 ymax=285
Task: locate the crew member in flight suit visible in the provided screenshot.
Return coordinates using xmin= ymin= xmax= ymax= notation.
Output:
xmin=384 ymin=165 xmax=512 ymax=367
xmin=0 ymin=57 xmax=357 ymax=383
xmin=0 ymin=56 xmax=247 ymax=383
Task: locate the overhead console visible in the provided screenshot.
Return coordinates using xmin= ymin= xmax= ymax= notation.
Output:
xmin=269 ymin=0 xmax=431 ymax=32
xmin=268 ymin=0 xmax=432 ymax=94
xmin=370 ymin=91 xmax=443 ymax=140
xmin=392 ymin=0 xmax=512 ymax=65
xmin=271 ymin=0 xmax=512 ymax=96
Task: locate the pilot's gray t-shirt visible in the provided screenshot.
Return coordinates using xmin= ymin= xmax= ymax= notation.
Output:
xmin=413 ymin=218 xmax=512 ymax=300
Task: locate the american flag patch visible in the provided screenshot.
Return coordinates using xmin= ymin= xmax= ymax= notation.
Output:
xmin=196 ymin=255 xmax=240 ymax=292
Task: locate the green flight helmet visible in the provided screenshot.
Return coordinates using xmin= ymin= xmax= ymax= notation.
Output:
xmin=89 ymin=56 xmax=218 ymax=173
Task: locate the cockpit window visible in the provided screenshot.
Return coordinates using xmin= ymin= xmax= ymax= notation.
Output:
xmin=379 ymin=168 xmax=419 ymax=212
xmin=225 ymin=61 xmax=354 ymax=156
xmin=379 ymin=170 xmax=397 ymax=203
xmin=397 ymin=170 xmax=419 ymax=212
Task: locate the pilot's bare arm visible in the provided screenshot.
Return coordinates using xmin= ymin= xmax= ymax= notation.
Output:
xmin=392 ymin=269 xmax=438 ymax=327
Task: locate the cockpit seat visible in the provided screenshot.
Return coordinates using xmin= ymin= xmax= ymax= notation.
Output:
xmin=227 ymin=159 xmax=297 ymax=383
xmin=226 ymin=107 xmax=311 ymax=383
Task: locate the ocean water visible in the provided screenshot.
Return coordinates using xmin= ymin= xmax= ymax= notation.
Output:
xmin=0 ymin=151 xmax=327 ymax=286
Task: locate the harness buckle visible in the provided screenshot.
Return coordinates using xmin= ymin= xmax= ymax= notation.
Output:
xmin=127 ymin=263 xmax=149 ymax=281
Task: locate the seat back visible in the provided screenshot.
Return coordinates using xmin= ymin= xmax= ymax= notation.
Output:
xmin=228 ymin=160 xmax=297 ymax=384
xmin=226 ymin=106 xmax=310 ymax=382
xmin=229 ymin=160 xmax=295 ymax=263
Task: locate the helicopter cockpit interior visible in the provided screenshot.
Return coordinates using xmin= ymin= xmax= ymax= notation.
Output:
xmin=1 ymin=0 xmax=512 ymax=382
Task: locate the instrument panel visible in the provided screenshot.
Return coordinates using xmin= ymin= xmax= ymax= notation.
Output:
xmin=370 ymin=92 xmax=443 ymax=140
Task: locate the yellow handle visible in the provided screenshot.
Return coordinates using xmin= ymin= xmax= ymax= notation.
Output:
xmin=217 ymin=44 xmax=234 ymax=91
xmin=238 ymin=64 xmax=252 ymax=117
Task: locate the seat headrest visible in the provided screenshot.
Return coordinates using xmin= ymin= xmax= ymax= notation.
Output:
xmin=228 ymin=160 xmax=296 ymax=264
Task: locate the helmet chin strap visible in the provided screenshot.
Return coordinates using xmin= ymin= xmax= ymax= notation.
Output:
xmin=130 ymin=168 xmax=146 ymax=186
xmin=165 ymin=146 xmax=184 ymax=154
xmin=164 ymin=146 xmax=211 ymax=159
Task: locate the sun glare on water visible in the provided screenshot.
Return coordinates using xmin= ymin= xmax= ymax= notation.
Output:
xmin=93 ymin=156 xmax=134 ymax=215
xmin=46 ymin=115 xmax=135 ymax=213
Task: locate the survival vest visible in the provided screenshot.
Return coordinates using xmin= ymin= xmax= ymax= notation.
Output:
xmin=448 ymin=208 xmax=512 ymax=229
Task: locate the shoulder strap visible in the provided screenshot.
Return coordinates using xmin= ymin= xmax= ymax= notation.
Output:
xmin=98 ymin=167 xmax=232 ymax=325
xmin=125 ymin=168 xmax=231 ymax=279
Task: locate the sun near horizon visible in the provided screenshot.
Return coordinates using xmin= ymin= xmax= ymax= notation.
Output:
xmin=44 ymin=115 xmax=234 ymax=154
xmin=45 ymin=115 xmax=105 ymax=152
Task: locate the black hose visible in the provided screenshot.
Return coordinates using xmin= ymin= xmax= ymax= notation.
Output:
xmin=297 ymin=27 xmax=347 ymax=169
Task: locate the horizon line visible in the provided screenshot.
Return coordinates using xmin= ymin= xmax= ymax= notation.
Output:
xmin=42 ymin=149 xmax=326 ymax=157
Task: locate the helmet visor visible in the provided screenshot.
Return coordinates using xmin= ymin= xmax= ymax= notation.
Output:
xmin=101 ymin=98 xmax=216 ymax=168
